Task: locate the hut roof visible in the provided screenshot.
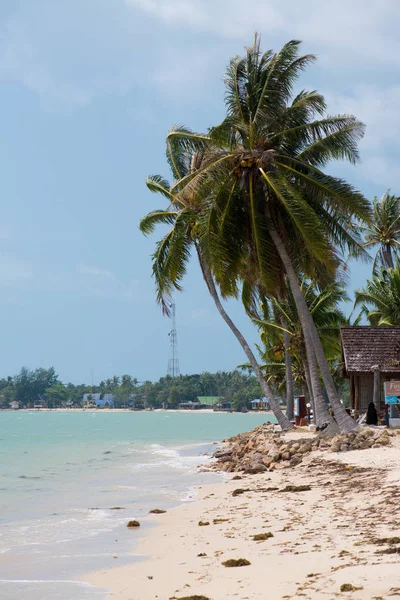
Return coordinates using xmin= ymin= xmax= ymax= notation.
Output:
xmin=340 ymin=326 xmax=400 ymax=374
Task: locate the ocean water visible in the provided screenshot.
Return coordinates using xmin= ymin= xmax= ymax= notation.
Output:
xmin=0 ymin=410 xmax=275 ymax=600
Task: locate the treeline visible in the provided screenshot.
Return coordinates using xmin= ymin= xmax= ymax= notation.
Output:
xmin=0 ymin=367 xmax=268 ymax=411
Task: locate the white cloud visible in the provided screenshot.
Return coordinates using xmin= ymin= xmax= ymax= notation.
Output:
xmin=127 ymin=0 xmax=400 ymax=64
xmin=0 ymin=254 xmax=34 ymax=285
xmin=78 ymin=264 xmax=115 ymax=278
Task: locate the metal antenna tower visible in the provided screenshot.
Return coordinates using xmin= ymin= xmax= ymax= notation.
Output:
xmin=167 ymin=301 xmax=180 ymax=377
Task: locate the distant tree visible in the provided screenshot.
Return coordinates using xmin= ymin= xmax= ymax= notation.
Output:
xmin=168 ymin=386 xmax=180 ymax=407
xmin=44 ymin=384 xmax=69 ymax=408
xmin=232 ymin=390 xmax=249 ymax=412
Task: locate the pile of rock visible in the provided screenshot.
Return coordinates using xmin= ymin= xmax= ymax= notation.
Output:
xmin=213 ymin=424 xmax=396 ymax=473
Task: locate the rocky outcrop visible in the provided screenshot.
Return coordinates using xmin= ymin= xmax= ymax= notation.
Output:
xmin=212 ymin=423 xmax=397 ymax=473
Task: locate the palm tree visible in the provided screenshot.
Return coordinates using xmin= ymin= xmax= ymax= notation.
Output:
xmin=361 ymin=191 xmax=400 ymax=270
xmin=140 ymin=145 xmax=292 ymax=431
xmin=354 ymin=263 xmax=400 ymax=325
xmin=167 ymin=36 xmax=370 ymax=431
xmin=257 ymin=281 xmax=348 ymax=426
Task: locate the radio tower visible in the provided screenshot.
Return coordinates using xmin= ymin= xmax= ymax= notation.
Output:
xmin=167 ymin=301 xmax=180 ymax=377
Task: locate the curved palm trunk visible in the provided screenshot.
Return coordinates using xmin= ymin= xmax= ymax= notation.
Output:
xmin=196 ymin=250 xmax=292 ymax=431
xmin=302 ymin=325 xmax=332 ymax=428
xmin=282 ymin=327 xmax=294 ymax=420
xmin=268 ymin=227 xmax=356 ymax=432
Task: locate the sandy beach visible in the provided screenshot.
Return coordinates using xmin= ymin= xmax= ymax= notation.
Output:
xmin=85 ymin=430 xmax=400 ymax=600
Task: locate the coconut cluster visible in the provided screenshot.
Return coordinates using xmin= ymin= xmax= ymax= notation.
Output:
xmin=213 ymin=424 xmax=396 ymax=474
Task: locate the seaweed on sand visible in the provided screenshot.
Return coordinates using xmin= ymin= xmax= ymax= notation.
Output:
xmin=252 ymin=532 xmax=273 ymax=541
xmin=222 ymin=558 xmax=251 ymax=567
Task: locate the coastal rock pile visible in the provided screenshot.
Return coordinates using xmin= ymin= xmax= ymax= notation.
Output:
xmin=213 ymin=424 xmax=396 ymax=473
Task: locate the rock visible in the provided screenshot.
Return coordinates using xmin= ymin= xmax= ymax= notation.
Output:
xmin=149 ymin=509 xmax=166 ymax=514
xmin=214 ymin=449 xmax=232 ymax=459
xmin=126 ymin=520 xmax=140 ymax=528
xmin=379 ymin=436 xmax=391 ymax=446
xmin=198 ymin=521 xmax=210 ymax=526
xmin=245 ymin=462 xmax=267 ymax=475
xmin=281 ymin=452 xmax=291 ymax=461
xmin=330 ymin=443 xmax=341 ymax=453
xmin=340 ymin=444 xmax=349 ymax=452
xmin=290 ymin=456 xmax=303 ymax=467
xmin=262 ymin=457 xmax=273 ymax=468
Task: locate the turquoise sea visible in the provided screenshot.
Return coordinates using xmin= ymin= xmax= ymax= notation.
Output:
xmin=0 ymin=411 xmax=275 ymax=600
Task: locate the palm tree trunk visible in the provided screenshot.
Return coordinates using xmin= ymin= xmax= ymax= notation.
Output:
xmin=302 ymin=325 xmax=332 ymax=428
xmin=196 ymin=248 xmax=293 ymax=431
xmin=268 ymin=227 xmax=356 ymax=432
xmin=282 ymin=327 xmax=294 ymax=420
xmin=300 ymin=346 xmax=315 ymax=422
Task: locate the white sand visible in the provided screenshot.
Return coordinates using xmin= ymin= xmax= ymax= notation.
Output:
xmin=85 ymin=434 xmax=400 ymax=600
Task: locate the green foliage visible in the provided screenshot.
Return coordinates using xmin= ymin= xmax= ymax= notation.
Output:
xmin=361 ymin=190 xmax=400 ymax=270
xmin=0 ymin=367 xmax=262 ymax=409
xmin=355 ymin=263 xmax=400 ymax=325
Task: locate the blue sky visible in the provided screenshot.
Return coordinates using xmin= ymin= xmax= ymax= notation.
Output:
xmin=0 ymin=0 xmax=398 ymax=384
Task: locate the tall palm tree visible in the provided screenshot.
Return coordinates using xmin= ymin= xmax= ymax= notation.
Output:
xmin=140 ymin=146 xmax=292 ymax=431
xmin=354 ymin=263 xmax=400 ymax=325
xmin=168 ymin=36 xmax=370 ymax=431
xmin=361 ymin=191 xmax=400 ymax=270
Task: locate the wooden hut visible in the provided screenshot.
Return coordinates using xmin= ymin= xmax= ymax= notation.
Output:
xmin=340 ymin=326 xmax=400 ymax=414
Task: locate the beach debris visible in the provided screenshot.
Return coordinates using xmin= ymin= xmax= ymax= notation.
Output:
xmin=110 ymin=506 xmax=125 ymax=510
xmin=147 ymin=575 xmax=153 ymax=579
xmin=173 ymin=596 xmax=211 ymax=600
xmin=126 ymin=520 xmax=140 ymax=528
xmin=377 ymin=547 xmax=400 ymax=555
xmin=149 ymin=509 xmax=167 ymax=514
xmin=232 ymin=488 xmax=250 ymax=497
xmin=280 ymin=485 xmax=311 ymax=493
xmin=373 ymin=536 xmax=400 ymax=545
xmin=198 ymin=521 xmax=210 ymax=526
xmin=252 ymin=532 xmax=273 ymax=541
xmin=213 ymin=518 xmax=229 ymax=524
xmin=197 ymin=553 xmax=207 ymax=557
xmin=222 ymin=558 xmax=251 ymax=567
xmin=340 ymin=584 xmax=363 ymax=592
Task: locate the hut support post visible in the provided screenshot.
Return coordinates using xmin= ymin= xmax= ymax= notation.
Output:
xmin=372 ymin=365 xmax=381 ymax=412
xmin=354 ymin=376 xmax=359 ymax=415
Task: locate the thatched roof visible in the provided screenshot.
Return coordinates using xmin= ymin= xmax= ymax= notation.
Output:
xmin=340 ymin=326 xmax=400 ymax=375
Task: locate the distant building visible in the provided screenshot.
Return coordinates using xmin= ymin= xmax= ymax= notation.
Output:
xmin=34 ymin=394 xmax=48 ymax=409
xmin=82 ymin=393 xmax=114 ymax=408
xmin=341 ymin=326 xmax=400 ymax=414
xmin=195 ymin=396 xmax=222 ymax=407
xmin=251 ymin=397 xmax=269 ymax=410
xmin=9 ymin=401 xmax=19 ymax=410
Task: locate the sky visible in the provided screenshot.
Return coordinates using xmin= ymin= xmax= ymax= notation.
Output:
xmin=0 ymin=0 xmax=399 ymax=384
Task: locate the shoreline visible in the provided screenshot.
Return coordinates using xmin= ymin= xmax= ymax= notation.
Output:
xmin=84 ymin=430 xmax=400 ymax=600
xmin=0 ymin=408 xmax=278 ymax=415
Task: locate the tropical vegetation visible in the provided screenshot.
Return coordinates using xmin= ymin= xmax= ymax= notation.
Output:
xmin=141 ymin=35 xmax=374 ymax=432
xmin=0 ymin=367 xmax=266 ymax=411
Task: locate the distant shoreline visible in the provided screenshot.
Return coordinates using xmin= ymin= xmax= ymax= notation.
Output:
xmin=0 ymin=407 xmax=277 ymax=415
